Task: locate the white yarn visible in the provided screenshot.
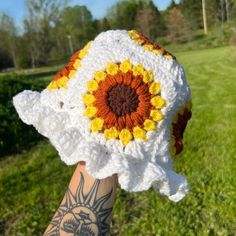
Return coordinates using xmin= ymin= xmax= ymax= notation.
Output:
xmin=13 ymin=30 xmax=191 ymax=202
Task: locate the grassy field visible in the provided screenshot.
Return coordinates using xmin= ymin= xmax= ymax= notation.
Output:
xmin=0 ymin=46 xmax=236 ymax=235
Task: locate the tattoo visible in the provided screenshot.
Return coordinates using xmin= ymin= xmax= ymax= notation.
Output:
xmin=44 ymin=173 xmax=113 ymax=236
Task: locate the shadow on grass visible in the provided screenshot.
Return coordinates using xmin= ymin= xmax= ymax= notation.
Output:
xmin=22 ymin=70 xmax=59 ymax=80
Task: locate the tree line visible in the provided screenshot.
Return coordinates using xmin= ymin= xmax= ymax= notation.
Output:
xmin=0 ymin=0 xmax=236 ymax=70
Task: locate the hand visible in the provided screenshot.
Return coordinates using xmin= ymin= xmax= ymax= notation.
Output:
xmin=43 ymin=161 xmax=118 ymax=236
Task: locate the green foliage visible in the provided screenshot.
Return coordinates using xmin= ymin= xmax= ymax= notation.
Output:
xmin=0 ymin=49 xmax=13 ymax=70
xmin=1 ymin=0 xmax=236 ymax=71
xmin=107 ymin=0 xmax=166 ymax=39
xmin=0 ymin=13 xmax=16 ymax=69
xmin=59 ymin=6 xmax=95 ymax=50
xmin=0 ymin=74 xmax=49 ymax=157
xmin=165 ymin=24 xmax=236 ymax=52
xmin=135 ymin=1 xmax=165 ymax=40
xmin=165 ymin=7 xmax=191 ymax=43
xmin=180 ymin=0 xmax=203 ymax=30
xmin=0 ymin=47 xmax=236 ymax=235
xmin=0 ymin=142 xmax=74 ymax=235
xmin=23 ymin=0 xmax=68 ymax=67
xmin=107 ymin=0 xmax=141 ymax=30
xmin=93 ymin=18 xmax=111 ymax=36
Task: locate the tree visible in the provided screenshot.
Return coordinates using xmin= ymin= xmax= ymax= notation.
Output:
xmin=106 ymin=0 xmax=142 ymax=30
xmin=166 ymin=7 xmax=191 ymax=43
xmin=231 ymin=0 xmax=236 ymax=20
xmin=167 ymin=0 xmax=179 ymax=10
xmin=0 ymin=49 xmax=13 ymax=71
xmin=0 ymin=14 xmax=18 ymax=68
xmin=225 ymin=0 xmax=230 ymax=22
xmin=180 ymin=0 xmax=202 ymax=30
xmin=24 ymin=0 xmax=67 ymax=67
xmin=93 ymin=18 xmax=111 ymax=34
xmin=202 ymin=0 xmax=208 ymax=35
xmin=222 ymin=0 xmax=235 ymax=23
xmin=59 ymin=6 xmax=95 ymax=51
xmin=135 ymin=1 xmax=165 ymax=40
xmin=204 ymin=0 xmax=235 ymax=27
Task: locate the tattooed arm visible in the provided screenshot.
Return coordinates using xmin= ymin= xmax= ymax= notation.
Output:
xmin=43 ymin=162 xmax=117 ymax=236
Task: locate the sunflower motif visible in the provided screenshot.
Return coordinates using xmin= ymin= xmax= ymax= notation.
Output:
xmin=128 ymin=30 xmax=175 ymax=60
xmin=47 ymin=41 xmax=92 ymax=90
xmin=170 ymin=101 xmax=192 ymax=156
xmin=83 ymin=60 xmax=165 ymax=145
xmin=13 ymin=30 xmax=192 ymax=202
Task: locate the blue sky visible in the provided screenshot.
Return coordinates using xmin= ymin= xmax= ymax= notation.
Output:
xmin=0 ymin=0 xmax=179 ymax=29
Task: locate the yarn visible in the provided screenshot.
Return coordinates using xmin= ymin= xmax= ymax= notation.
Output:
xmin=13 ymin=30 xmax=192 ymax=202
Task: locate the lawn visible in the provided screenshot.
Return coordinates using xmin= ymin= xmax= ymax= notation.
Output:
xmin=0 ymin=46 xmax=236 ymax=235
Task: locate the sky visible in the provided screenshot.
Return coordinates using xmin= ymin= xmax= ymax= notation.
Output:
xmin=0 ymin=0 xmax=180 ymax=29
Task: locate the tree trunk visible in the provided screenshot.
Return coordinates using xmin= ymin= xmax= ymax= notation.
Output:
xmin=202 ymin=0 xmax=208 ymax=35
xmin=10 ymin=44 xmax=18 ymax=69
xmin=221 ymin=0 xmax=224 ymax=27
xmin=30 ymin=46 xmax=36 ymax=69
xmin=225 ymin=0 xmax=230 ymax=23
xmin=9 ymin=34 xmax=19 ymax=69
xmin=67 ymin=34 xmax=74 ymax=55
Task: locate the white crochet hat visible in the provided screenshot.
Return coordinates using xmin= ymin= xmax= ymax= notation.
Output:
xmin=13 ymin=30 xmax=192 ymax=202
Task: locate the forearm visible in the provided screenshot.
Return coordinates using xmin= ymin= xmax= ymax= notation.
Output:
xmin=43 ymin=162 xmax=117 ymax=236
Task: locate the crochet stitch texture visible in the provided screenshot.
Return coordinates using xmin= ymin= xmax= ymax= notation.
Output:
xmin=13 ymin=30 xmax=191 ymax=202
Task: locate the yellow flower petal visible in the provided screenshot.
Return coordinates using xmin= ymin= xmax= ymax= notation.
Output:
xmin=153 ymin=49 xmax=163 ymax=55
xmin=143 ymin=119 xmax=156 ymax=131
xmin=83 ymin=94 xmax=95 ymax=105
xmin=94 ymin=71 xmax=106 ymax=82
xmin=73 ymin=59 xmax=81 ymax=69
xmin=91 ymin=118 xmax=104 ymax=132
xmin=79 ymin=48 xmax=88 ymax=59
xmin=57 ymin=76 xmax=68 ymax=88
xmin=151 ymin=96 xmax=166 ymax=108
xmin=143 ymin=44 xmax=154 ymax=51
xmin=68 ymin=70 xmax=76 ymax=79
xmin=136 ymin=39 xmax=144 ymax=45
xmin=133 ymin=127 xmax=147 ymax=140
xmin=128 ymin=30 xmax=139 ymax=39
xmin=84 ymin=106 xmax=97 ymax=118
xmin=165 ymin=54 xmax=173 ymax=60
xmin=84 ymin=41 xmax=92 ymax=50
xmin=150 ymin=110 xmax=164 ymax=122
xmin=143 ymin=71 xmax=154 ymax=83
xmin=106 ymin=63 xmax=119 ymax=76
xmin=47 ymin=81 xmax=58 ymax=90
xmin=149 ymin=82 xmax=160 ymax=94
xmin=57 ymin=76 xmax=67 ymax=83
xmin=104 ymin=127 xmax=119 ymax=140
xmin=79 ymin=41 xmax=92 ymax=58
xmin=119 ymin=129 xmax=132 ymax=145
xmin=87 ymin=80 xmax=98 ymax=92
xmin=57 ymin=83 xmax=67 ymax=89
xmin=133 ymin=64 xmax=144 ymax=76
xmin=120 ymin=60 xmax=132 ymax=73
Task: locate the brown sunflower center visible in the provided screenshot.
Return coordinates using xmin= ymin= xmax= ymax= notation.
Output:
xmin=106 ymin=84 xmax=139 ymax=116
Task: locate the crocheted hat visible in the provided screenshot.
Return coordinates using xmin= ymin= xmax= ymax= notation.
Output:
xmin=13 ymin=30 xmax=192 ymax=202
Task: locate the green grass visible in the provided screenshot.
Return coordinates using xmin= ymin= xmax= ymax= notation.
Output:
xmin=1 ymin=46 xmax=236 ymax=235
xmin=0 ymin=65 xmax=63 ymax=84
xmin=163 ymin=23 xmax=236 ymax=53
